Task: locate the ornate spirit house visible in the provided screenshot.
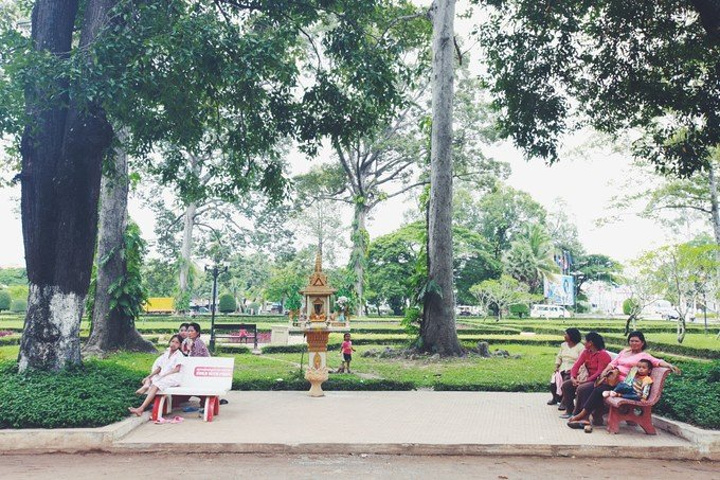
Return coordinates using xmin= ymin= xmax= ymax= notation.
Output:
xmin=299 ymin=249 xmax=347 ymax=396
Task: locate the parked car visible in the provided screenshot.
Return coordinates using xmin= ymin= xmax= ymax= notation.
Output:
xmin=530 ymin=304 xmax=571 ymax=319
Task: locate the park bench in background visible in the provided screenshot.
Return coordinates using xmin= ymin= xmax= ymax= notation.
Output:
xmin=214 ymin=323 xmax=258 ymax=350
xmin=603 ymin=366 xmax=670 ymax=435
xmin=152 ymin=356 xmax=234 ymax=422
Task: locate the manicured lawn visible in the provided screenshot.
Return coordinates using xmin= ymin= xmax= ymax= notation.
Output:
xmin=262 ymin=343 xmax=555 ymax=391
xmin=0 ymin=345 xmax=19 ymax=360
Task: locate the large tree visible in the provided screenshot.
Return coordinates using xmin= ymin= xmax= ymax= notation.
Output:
xmin=17 ymin=0 xmax=116 ymax=371
xmin=4 ymin=0 xmax=425 ymax=371
xmin=455 ymin=183 xmax=546 ymax=260
xmin=85 ymin=132 xmax=155 ymax=354
xmin=422 ymin=0 xmax=462 ymax=355
xmin=296 ymin=71 xmax=504 ymax=316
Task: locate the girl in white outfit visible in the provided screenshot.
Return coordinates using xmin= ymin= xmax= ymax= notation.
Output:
xmin=129 ymin=335 xmax=184 ymax=416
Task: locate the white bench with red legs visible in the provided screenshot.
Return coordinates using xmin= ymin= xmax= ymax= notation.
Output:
xmin=152 ymin=357 xmax=234 ymax=422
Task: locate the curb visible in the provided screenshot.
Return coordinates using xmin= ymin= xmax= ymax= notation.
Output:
xmin=0 ymin=414 xmax=147 ymax=454
xmin=109 ymin=442 xmax=712 ymax=460
xmin=654 ymin=415 xmax=720 ymax=456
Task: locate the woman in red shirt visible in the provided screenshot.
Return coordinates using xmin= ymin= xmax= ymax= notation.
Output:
xmin=559 ymin=331 xmax=612 ymax=418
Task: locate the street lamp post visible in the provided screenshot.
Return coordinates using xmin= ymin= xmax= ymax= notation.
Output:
xmin=205 ymin=263 xmax=228 ymax=352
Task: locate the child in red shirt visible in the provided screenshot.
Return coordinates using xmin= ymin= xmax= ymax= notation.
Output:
xmin=337 ymin=333 xmax=356 ymax=374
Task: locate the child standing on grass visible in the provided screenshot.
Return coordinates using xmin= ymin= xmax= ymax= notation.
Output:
xmin=337 ymin=333 xmax=356 ymax=374
xmin=603 ymin=358 xmax=654 ymax=401
xmin=129 ymin=335 xmax=184 ymax=416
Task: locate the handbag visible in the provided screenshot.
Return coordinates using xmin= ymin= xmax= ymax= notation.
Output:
xmin=553 ymin=371 xmax=564 ymax=396
xmin=595 ymin=368 xmax=620 ymax=387
xmin=577 ymin=364 xmax=589 ymax=383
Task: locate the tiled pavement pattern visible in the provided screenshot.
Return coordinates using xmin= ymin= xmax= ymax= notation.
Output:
xmin=116 ymin=391 xmax=694 ymax=457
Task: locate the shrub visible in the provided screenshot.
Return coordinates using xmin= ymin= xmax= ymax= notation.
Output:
xmin=10 ymin=299 xmax=26 ymax=313
xmin=232 ymin=372 xmax=415 ymax=391
xmin=214 ymin=344 xmax=251 ymax=354
xmin=218 ymin=294 xmax=236 ymax=314
xmin=262 ymin=344 xmax=308 ymax=354
xmin=508 ymin=303 xmax=529 ymax=318
xmin=0 ymin=291 xmax=11 ymax=312
xmin=247 ymin=302 xmax=260 ymax=314
xmin=656 ymin=360 xmax=720 ymax=430
xmin=623 ymin=298 xmax=639 ymax=316
xmin=0 ymin=360 xmax=142 ymax=429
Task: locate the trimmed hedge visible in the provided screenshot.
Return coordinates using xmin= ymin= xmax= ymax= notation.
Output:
xmin=233 ymin=374 xmax=415 ymax=391
xmin=434 ymin=380 xmax=545 ymax=393
xmin=0 ymin=335 xmax=20 ymax=346
xmin=214 ymin=344 xmax=252 ymax=354
xmin=0 ymin=360 xmax=141 ymax=429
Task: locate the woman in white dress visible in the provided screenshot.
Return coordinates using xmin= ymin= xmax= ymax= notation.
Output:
xmin=129 ymin=335 xmax=184 ymax=416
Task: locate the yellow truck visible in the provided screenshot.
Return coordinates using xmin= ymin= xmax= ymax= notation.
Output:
xmin=143 ymin=297 xmax=175 ymax=314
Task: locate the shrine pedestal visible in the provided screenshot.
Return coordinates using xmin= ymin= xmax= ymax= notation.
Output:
xmin=304 ymin=329 xmax=330 ymax=397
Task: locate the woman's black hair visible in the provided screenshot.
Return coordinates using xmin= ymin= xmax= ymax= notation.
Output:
xmin=585 ymin=331 xmax=606 ymax=351
xmin=189 ymin=322 xmax=202 ymax=335
xmin=169 ymin=334 xmax=183 ymax=344
xmin=565 ymin=328 xmax=582 ymax=345
xmin=179 ymin=322 xmax=190 ymax=330
xmin=628 ymin=331 xmax=647 ymax=350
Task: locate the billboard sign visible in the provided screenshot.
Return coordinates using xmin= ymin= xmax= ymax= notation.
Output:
xmin=544 ymin=275 xmax=575 ymax=306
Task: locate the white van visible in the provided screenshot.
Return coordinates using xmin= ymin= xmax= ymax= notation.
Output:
xmin=530 ymin=304 xmax=571 ymax=319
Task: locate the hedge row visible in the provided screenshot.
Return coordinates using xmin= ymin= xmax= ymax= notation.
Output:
xmin=0 ymin=335 xmax=20 ymax=346
xmin=232 ymin=376 xmax=415 ymax=391
xmin=434 ymin=381 xmax=546 ymax=393
xmin=498 ymin=323 xmax=710 ymax=335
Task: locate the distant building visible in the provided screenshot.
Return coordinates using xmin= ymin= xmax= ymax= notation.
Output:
xmin=582 ymin=281 xmax=632 ymax=316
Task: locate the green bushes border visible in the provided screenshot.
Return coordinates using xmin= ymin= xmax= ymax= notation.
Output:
xmin=0 ymin=360 xmax=142 ymax=429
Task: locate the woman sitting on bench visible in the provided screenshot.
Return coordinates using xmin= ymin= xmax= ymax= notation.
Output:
xmin=187 ymin=322 xmax=210 ymax=357
xmin=129 ymin=335 xmax=184 ymax=416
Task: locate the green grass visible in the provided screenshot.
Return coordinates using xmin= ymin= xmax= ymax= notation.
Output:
xmin=260 ymin=343 xmax=555 ymax=391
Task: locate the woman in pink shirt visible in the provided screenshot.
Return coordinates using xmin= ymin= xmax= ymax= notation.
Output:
xmin=603 ymin=331 xmax=680 ymax=381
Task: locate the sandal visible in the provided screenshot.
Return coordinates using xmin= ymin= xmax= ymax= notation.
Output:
xmin=584 ymin=424 xmax=593 ymax=433
xmin=567 ymin=421 xmax=589 ymax=429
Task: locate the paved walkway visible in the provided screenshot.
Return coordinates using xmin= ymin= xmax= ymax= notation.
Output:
xmin=116 ymin=391 xmax=702 ymax=459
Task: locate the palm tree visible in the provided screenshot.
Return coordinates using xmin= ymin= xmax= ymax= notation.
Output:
xmin=504 ymin=224 xmax=559 ymax=293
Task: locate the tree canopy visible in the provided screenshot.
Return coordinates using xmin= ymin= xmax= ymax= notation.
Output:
xmin=476 ymin=0 xmax=720 ymax=177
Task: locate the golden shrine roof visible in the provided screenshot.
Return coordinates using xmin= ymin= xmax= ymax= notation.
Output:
xmin=300 ymin=250 xmax=337 ymax=295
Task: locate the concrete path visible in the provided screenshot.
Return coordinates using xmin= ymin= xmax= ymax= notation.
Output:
xmin=115 ymin=391 xmax=703 ymax=459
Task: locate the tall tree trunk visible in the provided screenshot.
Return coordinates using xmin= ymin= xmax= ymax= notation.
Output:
xmin=351 ymin=202 xmax=369 ymax=317
xmin=179 ymin=201 xmax=197 ymax=295
xmin=18 ymin=0 xmax=115 ymax=372
xmin=708 ymin=159 xmax=720 ymax=245
xmin=421 ymin=0 xmax=462 ymax=355
xmin=85 ymin=131 xmax=156 ymax=354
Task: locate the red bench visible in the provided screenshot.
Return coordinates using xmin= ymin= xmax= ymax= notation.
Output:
xmin=603 ymin=366 xmax=670 ymax=435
